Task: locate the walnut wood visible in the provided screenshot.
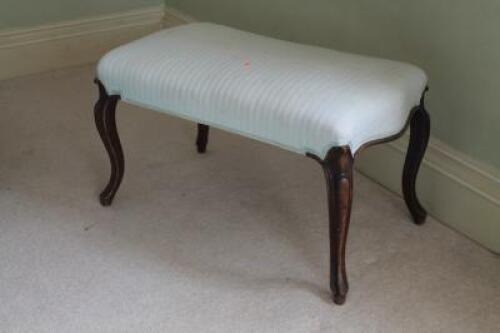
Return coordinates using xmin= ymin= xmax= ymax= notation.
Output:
xmin=309 ymin=147 xmax=354 ymax=305
xmin=196 ymin=124 xmax=209 ymax=153
xmin=308 ymin=89 xmax=431 ymax=305
xmin=94 ymin=80 xmax=124 ymax=206
xmin=402 ymin=98 xmax=431 ymax=224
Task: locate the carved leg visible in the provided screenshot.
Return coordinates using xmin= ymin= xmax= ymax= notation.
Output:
xmin=94 ymin=80 xmax=124 ymax=206
xmin=196 ymin=124 xmax=209 ymax=153
xmin=402 ymin=102 xmax=431 ymax=225
xmin=310 ymin=146 xmax=354 ymax=305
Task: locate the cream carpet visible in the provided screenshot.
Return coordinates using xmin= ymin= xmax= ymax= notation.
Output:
xmin=0 ymin=65 xmax=499 ymax=332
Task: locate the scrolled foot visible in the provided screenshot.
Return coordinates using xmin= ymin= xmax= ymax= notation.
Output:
xmin=333 ymin=293 xmax=347 ymax=305
xmin=197 ymin=144 xmax=207 ymax=154
xmin=99 ymin=192 xmax=114 ymax=207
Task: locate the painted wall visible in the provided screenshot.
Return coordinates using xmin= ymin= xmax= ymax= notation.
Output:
xmin=0 ymin=0 xmax=162 ymax=29
xmin=165 ymin=0 xmax=500 ymax=170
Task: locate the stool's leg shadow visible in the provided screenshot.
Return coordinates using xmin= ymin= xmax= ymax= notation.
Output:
xmin=309 ymin=146 xmax=354 ymax=305
xmin=402 ymin=94 xmax=431 ymax=225
xmin=94 ymin=80 xmax=124 ymax=206
xmin=196 ymin=124 xmax=209 ymax=153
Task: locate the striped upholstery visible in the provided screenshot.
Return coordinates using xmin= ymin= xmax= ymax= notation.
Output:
xmin=97 ymin=23 xmax=427 ymax=158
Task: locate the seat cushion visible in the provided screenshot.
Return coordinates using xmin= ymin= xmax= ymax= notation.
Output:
xmin=97 ymin=22 xmax=427 ymax=158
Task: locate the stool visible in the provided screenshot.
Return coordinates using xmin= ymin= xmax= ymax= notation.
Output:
xmin=94 ymin=23 xmax=430 ymax=305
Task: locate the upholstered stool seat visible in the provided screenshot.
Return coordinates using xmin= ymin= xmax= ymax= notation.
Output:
xmin=97 ymin=23 xmax=427 ymax=158
xmin=93 ymin=22 xmax=431 ymax=306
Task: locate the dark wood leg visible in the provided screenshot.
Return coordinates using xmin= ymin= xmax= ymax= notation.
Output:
xmin=309 ymin=146 xmax=354 ymax=305
xmin=196 ymin=124 xmax=209 ymax=153
xmin=94 ymin=80 xmax=124 ymax=206
xmin=402 ymin=101 xmax=430 ymax=225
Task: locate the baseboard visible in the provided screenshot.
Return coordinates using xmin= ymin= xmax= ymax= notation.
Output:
xmin=163 ymin=7 xmax=196 ymax=26
xmin=356 ymin=134 xmax=500 ymax=253
xmin=0 ymin=5 xmax=186 ymax=80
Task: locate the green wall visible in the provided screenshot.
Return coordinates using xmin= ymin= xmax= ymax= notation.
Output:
xmin=0 ymin=0 xmax=161 ymax=29
xmin=165 ymin=0 xmax=500 ymax=169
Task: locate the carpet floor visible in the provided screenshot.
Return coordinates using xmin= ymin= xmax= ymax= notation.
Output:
xmin=0 ymin=65 xmax=499 ymax=332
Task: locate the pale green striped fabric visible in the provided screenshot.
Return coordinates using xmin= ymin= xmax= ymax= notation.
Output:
xmin=97 ymin=23 xmax=427 ymax=159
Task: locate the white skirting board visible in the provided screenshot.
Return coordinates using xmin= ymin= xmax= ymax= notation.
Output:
xmin=0 ymin=5 xmax=179 ymax=80
xmin=356 ymin=135 xmax=500 ymax=253
xmin=1 ymin=6 xmax=499 ymax=253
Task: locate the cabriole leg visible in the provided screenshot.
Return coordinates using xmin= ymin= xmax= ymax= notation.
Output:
xmin=310 ymin=146 xmax=354 ymax=305
xmin=94 ymin=80 xmax=124 ymax=206
xmin=402 ymin=100 xmax=431 ymax=225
